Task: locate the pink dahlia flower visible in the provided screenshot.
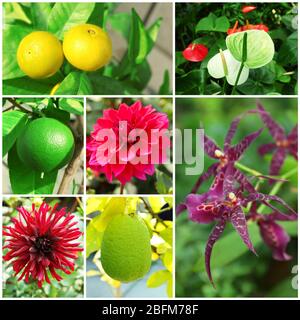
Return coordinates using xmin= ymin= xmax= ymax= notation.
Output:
xmin=87 ymin=101 xmax=170 ymax=185
xmin=3 ymin=202 xmax=83 ymax=288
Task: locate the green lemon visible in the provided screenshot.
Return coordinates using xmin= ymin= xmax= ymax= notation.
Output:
xmin=101 ymin=214 xmax=152 ymax=282
xmin=16 ymin=117 xmax=75 ymax=173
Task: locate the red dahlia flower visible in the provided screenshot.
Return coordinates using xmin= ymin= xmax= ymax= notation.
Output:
xmin=87 ymin=101 xmax=170 ymax=185
xmin=3 ymin=202 xmax=83 ymax=288
xmin=182 ymin=43 xmax=208 ymax=62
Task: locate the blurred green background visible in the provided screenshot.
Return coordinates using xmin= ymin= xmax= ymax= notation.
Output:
xmin=175 ymin=98 xmax=298 ymax=297
xmin=2 ymin=197 xmax=84 ymax=298
xmin=86 ymin=98 xmax=173 ymax=194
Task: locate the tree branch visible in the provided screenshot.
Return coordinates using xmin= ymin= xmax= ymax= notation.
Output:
xmin=58 ymin=116 xmax=83 ymax=194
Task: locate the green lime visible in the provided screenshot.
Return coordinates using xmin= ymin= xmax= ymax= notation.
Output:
xmin=101 ymin=214 xmax=152 ymax=282
xmin=16 ymin=117 xmax=75 ymax=173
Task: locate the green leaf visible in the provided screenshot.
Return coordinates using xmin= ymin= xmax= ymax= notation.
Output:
xmin=108 ymin=12 xmax=131 ymax=40
xmin=2 ymin=110 xmax=28 ymax=157
xmin=160 ymin=227 xmax=173 ymax=246
xmin=147 ymin=18 xmax=162 ymax=50
xmin=147 ymin=270 xmax=171 ymax=288
xmin=155 ymin=170 xmax=172 ymax=194
xmin=8 ymin=144 xmax=58 ymax=194
xmin=3 ymin=24 xmax=32 ymax=80
xmin=176 ymin=51 xmax=186 ymax=68
xmin=43 ymin=100 xmax=70 ymax=124
xmin=176 ymin=70 xmax=203 ymax=94
xmin=128 ymin=9 xmax=152 ymax=64
xmin=47 ymin=2 xmax=95 ymax=39
xmin=59 ymin=98 xmax=84 ymax=115
xmin=3 ymin=77 xmax=55 ymax=95
xmin=87 ymin=3 xmax=105 ymax=28
xmin=31 ymin=3 xmax=52 ymax=30
xmin=196 ymin=13 xmax=229 ymax=33
xmin=89 ymin=74 xmax=139 ymax=94
xmin=159 ymin=70 xmax=171 ymax=95
xmin=86 ymin=221 xmax=101 ymax=258
xmin=55 ymin=72 xmax=93 ymax=95
xmin=125 ymin=60 xmax=152 ymax=91
xmin=3 ymin=3 xmax=31 ymax=24
xmin=277 ymin=31 xmax=297 ymax=66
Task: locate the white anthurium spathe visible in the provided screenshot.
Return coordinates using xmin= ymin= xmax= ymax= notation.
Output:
xmin=207 ymin=49 xmax=249 ymax=85
xmin=226 ymin=29 xmax=274 ymax=69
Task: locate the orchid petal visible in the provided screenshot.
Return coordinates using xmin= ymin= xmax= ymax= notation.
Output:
xmin=185 ymin=193 xmax=215 ymax=224
xmin=270 ymin=147 xmax=286 ymax=176
xmin=258 ymin=142 xmax=276 ymax=156
xmin=191 ymin=163 xmax=219 ymax=194
xmin=205 ymin=220 xmax=226 ymax=286
xmin=204 ymin=135 xmax=221 ymax=159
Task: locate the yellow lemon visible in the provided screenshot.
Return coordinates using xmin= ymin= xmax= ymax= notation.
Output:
xmin=63 ymin=24 xmax=112 ymax=71
xmin=17 ymin=31 xmax=64 ymax=79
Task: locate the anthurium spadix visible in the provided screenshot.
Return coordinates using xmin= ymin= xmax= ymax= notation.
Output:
xmin=207 ymin=49 xmax=249 ymax=85
xmin=226 ymin=29 xmax=274 ymax=69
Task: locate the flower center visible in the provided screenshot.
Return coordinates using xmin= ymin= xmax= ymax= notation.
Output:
xmin=34 ymin=236 xmax=52 ymax=254
xmin=276 ymin=139 xmax=290 ymax=148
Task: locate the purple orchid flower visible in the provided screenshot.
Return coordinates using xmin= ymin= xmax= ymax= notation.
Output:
xmin=176 ymin=111 xmax=263 ymax=215
xmin=247 ymin=203 xmax=297 ymax=261
xmin=257 ymin=102 xmax=298 ymax=176
xmin=183 ymin=163 xmax=296 ymax=286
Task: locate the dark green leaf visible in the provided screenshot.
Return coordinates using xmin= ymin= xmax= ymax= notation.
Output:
xmin=55 ymin=72 xmax=93 ymax=95
xmin=108 ymin=12 xmax=131 ymax=40
xmin=31 ymin=3 xmax=52 ymax=30
xmin=159 ymin=70 xmax=171 ymax=95
xmin=196 ymin=13 xmax=229 ymax=33
xmin=3 ymin=77 xmax=56 ymax=95
xmin=59 ymin=98 xmax=84 ymax=115
xmin=3 ymin=23 xmax=32 ymax=80
xmin=87 ymin=3 xmax=105 ymax=28
xmin=277 ymin=31 xmax=297 ymax=66
xmin=2 ymin=110 xmax=28 ymax=157
xmin=8 ymin=144 xmax=58 ymax=194
xmin=47 ymin=2 xmax=95 ymax=39
xmin=176 ymin=69 xmax=203 ymax=94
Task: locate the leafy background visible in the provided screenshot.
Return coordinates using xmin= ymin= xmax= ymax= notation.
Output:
xmin=3 ymin=2 xmax=172 ymax=95
xmin=2 ymin=197 xmax=84 ymax=298
xmin=176 ymin=2 xmax=298 ymax=95
xmin=86 ymin=98 xmax=173 ymax=195
xmin=86 ymin=197 xmax=173 ymax=298
xmin=175 ymin=98 xmax=298 ymax=297
xmin=2 ymin=97 xmax=84 ymax=194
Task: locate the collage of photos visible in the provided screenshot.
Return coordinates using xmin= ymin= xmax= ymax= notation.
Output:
xmin=0 ymin=1 xmax=298 ymax=302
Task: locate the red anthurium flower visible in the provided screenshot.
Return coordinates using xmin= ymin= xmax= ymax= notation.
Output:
xmin=3 ymin=202 xmax=83 ymax=288
xmin=242 ymin=23 xmax=269 ymax=32
xmin=227 ymin=21 xmax=269 ymax=34
xmin=182 ymin=43 xmax=208 ymax=62
xmin=242 ymin=6 xmax=257 ymax=14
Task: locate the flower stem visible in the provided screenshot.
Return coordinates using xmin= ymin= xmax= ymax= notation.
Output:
xmin=235 ymin=162 xmax=263 ymax=177
xmin=257 ymin=167 xmax=297 ymax=214
xmin=120 ymin=184 xmax=124 ymax=194
xmin=231 ymin=62 xmax=244 ymax=95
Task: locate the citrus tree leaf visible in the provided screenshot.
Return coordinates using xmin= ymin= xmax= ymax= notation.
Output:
xmin=8 ymin=144 xmax=58 ymax=194
xmin=30 ymin=3 xmax=52 ymax=30
xmin=86 ymin=197 xmax=111 ymax=214
xmin=162 ymin=249 xmax=173 ymax=272
xmin=2 ymin=110 xmax=28 ymax=157
xmin=159 ymin=70 xmax=171 ymax=95
xmin=148 ymin=197 xmax=167 ymax=213
xmin=160 ymin=226 xmax=173 ymax=246
xmin=3 ymin=76 xmax=59 ymax=95
xmin=128 ymin=9 xmax=151 ymax=65
xmin=55 ymin=72 xmax=93 ymax=95
xmin=147 ymin=270 xmax=171 ymax=288
xmin=108 ymin=12 xmax=131 ymax=40
xmin=3 ymin=23 xmax=32 ymax=80
xmin=47 ymin=2 xmax=95 ymax=39
xmin=87 ymin=3 xmax=105 ymax=28
xmin=86 ymin=198 xmax=127 ymax=257
xmin=59 ymin=98 xmax=84 ymax=115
